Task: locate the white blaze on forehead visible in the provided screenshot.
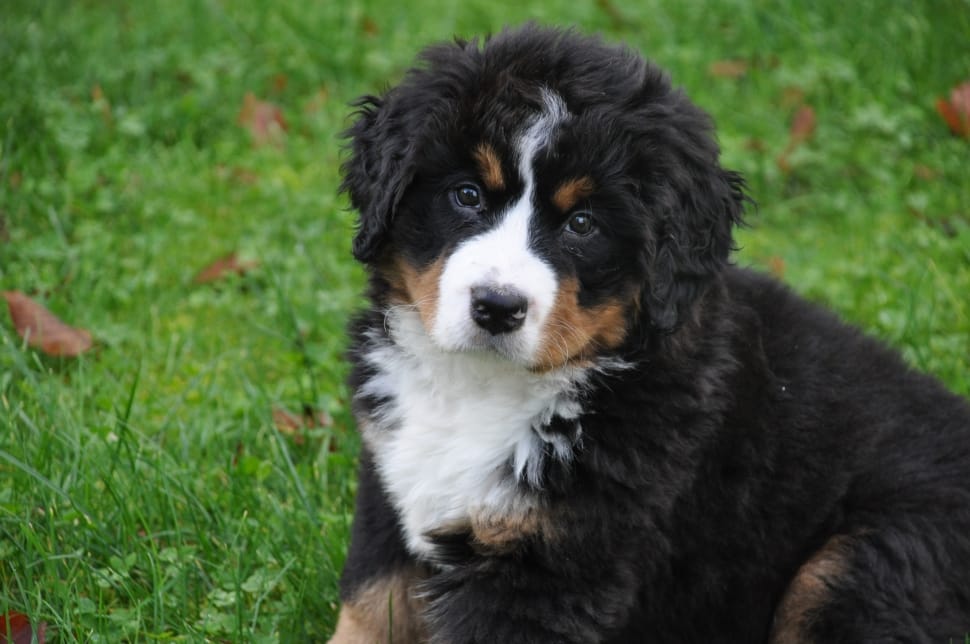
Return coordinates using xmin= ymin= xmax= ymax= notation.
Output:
xmin=431 ymin=90 xmax=569 ymax=364
xmin=518 ymin=89 xmax=569 ymax=177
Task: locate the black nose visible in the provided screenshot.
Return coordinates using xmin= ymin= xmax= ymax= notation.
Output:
xmin=470 ymin=286 xmax=528 ymax=335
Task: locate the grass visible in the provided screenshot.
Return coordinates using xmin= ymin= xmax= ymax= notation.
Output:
xmin=1 ymin=0 xmax=968 ymax=640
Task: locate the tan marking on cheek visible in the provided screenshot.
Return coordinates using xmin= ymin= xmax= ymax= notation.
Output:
xmin=552 ymin=176 xmax=595 ymax=212
xmin=384 ymin=256 xmax=444 ymax=331
xmin=329 ymin=570 xmax=426 ymax=644
xmin=378 ymin=258 xmax=410 ymax=303
xmin=473 ymin=143 xmax=505 ymax=191
xmin=770 ymin=536 xmax=849 ymax=644
xmin=533 ymin=278 xmax=630 ymax=371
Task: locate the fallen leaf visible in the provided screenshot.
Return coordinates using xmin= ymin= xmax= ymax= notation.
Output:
xmin=594 ymin=0 xmax=630 ymax=29
xmin=273 ymin=405 xmax=334 ymax=445
xmin=777 ymin=105 xmax=817 ymax=172
xmin=709 ymin=59 xmax=748 ymax=79
xmin=237 ymin=93 xmax=288 ymax=147
xmin=272 ymin=408 xmax=304 ymax=434
xmin=271 ymin=73 xmax=288 ymax=94
xmin=215 ymin=165 xmax=259 ymax=185
xmin=779 ymin=86 xmax=806 ymax=109
xmin=3 ymin=291 xmax=93 ymax=357
xmin=0 ymin=610 xmax=47 ymax=644
xmin=935 ymin=80 xmax=970 ymax=138
xmin=303 ymin=86 xmax=330 ymax=114
xmin=361 ymin=16 xmax=380 ymax=36
xmin=767 ymin=256 xmax=786 ymax=279
xmin=788 ymin=105 xmax=817 ymax=144
xmin=744 ymin=138 xmax=767 ymax=153
xmin=913 ymin=164 xmax=938 ymax=181
xmin=175 ymin=70 xmax=195 ymax=89
xmin=91 ymin=84 xmax=112 ymax=126
xmin=193 ymin=252 xmax=259 ymax=284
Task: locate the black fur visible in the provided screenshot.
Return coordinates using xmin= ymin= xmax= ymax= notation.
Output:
xmin=337 ymin=25 xmax=970 ymax=643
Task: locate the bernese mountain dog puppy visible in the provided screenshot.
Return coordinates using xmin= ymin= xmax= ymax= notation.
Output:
xmin=330 ymin=24 xmax=970 ymax=644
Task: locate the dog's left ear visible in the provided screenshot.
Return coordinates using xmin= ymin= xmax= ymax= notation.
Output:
xmin=340 ymin=93 xmax=418 ymax=263
xmin=639 ymin=89 xmax=747 ymax=332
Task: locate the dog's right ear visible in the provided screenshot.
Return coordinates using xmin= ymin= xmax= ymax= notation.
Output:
xmin=340 ymin=93 xmax=417 ymax=263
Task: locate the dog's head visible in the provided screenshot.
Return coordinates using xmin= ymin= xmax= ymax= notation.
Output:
xmin=342 ymin=25 xmax=745 ymax=370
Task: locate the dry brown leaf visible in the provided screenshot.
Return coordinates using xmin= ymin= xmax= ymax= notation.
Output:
xmin=91 ymin=84 xmax=112 ymax=126
xmin=744 ymin=138 xmax=768 ymax=153
xmin=271 ymin=73 xmax=288 ymax=94
xmin=767 ymin=256 xmax=786 ymax=279
xmin=237 ymin=93 xmax=288 ymax=147
xmin=272 ymin=406 xmax=334 ymax=445
xmin=230 ymin=167 xmax=259 ymax=185
xmin=304 ymin=87 xmax=330 ymax=114
xmin=709 ymin=59 xmax=748 ymax=79
xmin=273 ymin=408 xmax=304 ymax=433
xmin=777 ymin=105 xmax=817 ymax=172
xmin=788 ymin=105 xmax=817 ymax=144
xmin=0 ymin=610 xmax=47 ymax=644
xmin=362 ymin=16 xmax=380 ymax=36
xmin=215 ymin=165 xmax=259 ymax=186
xmin=594 ymin=0 xmax=629 ymax=29
xmin=936 ymin=80 xmax=970 ymax=138
xmin=780 ymin=86 xmax=806 ymax=109
xmin=3 ymin=291 xmax=93 ymax=357
xmin=913 ymin=164 xmax=938 ymax=181
xmin=193 ymin=252 xmax=259 ymax=284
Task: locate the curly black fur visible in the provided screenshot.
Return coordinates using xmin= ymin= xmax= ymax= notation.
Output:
xmin=335 ymin=24 xmax=970 ymax=643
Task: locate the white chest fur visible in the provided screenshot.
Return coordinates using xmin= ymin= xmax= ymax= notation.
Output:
xmin=357 ymin=310 xmax=586 ymax=558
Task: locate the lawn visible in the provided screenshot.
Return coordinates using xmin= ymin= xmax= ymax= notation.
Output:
xmin=1 ymin=0 xmax=968 ymax=641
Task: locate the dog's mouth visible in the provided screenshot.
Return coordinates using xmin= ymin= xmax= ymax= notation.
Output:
xmin=460 ymin=285 xmax=544 ymax=363
xmin=461 ymin=327 xmax=531 ymax=362
xmin=437 ymin=308 xmax=540 ymax=366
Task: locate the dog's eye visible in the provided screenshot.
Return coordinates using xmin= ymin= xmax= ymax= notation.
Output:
xmin=565 ymin=211 xmax=595 ymax=236
xmin=454 ymin=184 xmax=482 ymax=209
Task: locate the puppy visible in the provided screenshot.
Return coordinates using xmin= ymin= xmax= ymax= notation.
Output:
xmin=330 ymin=24 xmax=970 ymax=643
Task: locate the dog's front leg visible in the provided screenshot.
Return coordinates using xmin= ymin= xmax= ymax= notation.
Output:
xmin=420 ymin=527 xmax=641 ymax=644
xmin=330 ymin=448 xmax=428 ymax=644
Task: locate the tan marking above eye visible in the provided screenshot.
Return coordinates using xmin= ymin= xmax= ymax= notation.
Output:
xmin=473 ymin=143 xmax=506 ymax=192
xmin=552 ymin=176 xmax=595 ymax=213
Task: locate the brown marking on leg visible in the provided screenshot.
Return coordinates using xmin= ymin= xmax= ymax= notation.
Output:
xmin=382 ymin=256 xmax=444 ymax=331
xmin=424 ymin=505 xmax=557 ymax=557
xmin=473 ymin=143 xmax=505 ymax=192
xmin=329 ymin=570 xmax=426 ymax=644
xmin=470 ymin=507 xmax=558 ymax=554
xmin=552 ymin=176 xmax=595 ymax=213
xmin=533 ymin=277 xmax=631 ymax=371
xmin=770 ymin=536 xmax=850 ymax=644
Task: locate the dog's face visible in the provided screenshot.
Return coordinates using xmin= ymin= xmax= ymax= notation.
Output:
xmin=343 ymin=26 xmax=745 ymax=370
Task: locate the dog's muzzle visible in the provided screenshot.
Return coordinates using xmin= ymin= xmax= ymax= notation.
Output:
xmin=470 ymin=285 xmax=528 ymax=335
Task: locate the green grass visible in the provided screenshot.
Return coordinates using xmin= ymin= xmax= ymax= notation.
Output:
xmin=1 ymin=0 xmax=968 ymax=640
